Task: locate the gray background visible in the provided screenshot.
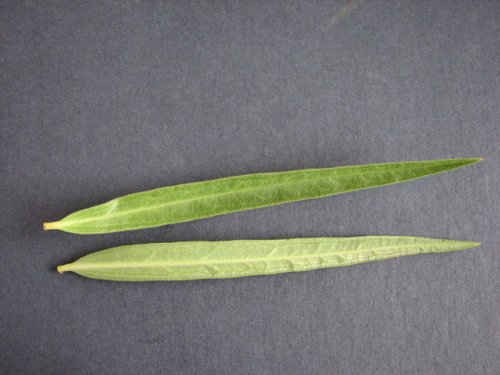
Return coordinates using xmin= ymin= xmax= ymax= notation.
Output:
xmin=1 ymin=0 xmax=498 ymax=374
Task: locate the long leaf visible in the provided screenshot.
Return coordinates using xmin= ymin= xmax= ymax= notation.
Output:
xmin=44 ymin=158 xmax=480 ymax=234
xmin=57 ymin=237 xmax=480 ymax=281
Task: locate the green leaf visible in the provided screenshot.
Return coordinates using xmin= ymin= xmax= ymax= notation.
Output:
xmin=44 ymin=158 xmax=480 ymax=234
xmin=57 ymin=237 xmax=480 ymax=282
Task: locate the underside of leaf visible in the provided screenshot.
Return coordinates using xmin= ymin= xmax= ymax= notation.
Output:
xmin=57 ymin=236 xmax=480 ymax=282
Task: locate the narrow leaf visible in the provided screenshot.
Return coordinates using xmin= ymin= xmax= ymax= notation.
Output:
xmin=44 ymin=158 xmax=480 ymax=234
xmin=57 ymin=237 xmax=480 ymax=282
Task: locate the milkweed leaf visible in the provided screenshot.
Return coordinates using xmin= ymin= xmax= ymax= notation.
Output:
xmin=57 ymin=236 xmax=480 ymax=282
xmin=44 ymin=158 xmax=480 ymax=234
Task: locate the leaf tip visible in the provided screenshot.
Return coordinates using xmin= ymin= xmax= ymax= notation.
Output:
xmin=443 ymin=158 xmax=483 ymax=172
xmin=457 ymin=240 xmax=481 ymax=251
xmin=459 ymin=157 xmax=483 ymax=166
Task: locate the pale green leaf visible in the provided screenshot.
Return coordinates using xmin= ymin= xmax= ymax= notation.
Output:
xmin=57 ymin=237 xmax=480 ymax=281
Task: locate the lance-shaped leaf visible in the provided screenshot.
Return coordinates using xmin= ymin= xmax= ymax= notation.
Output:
xmin=44 ymin=158 xmax=480 ymax=234
xmin=57 ymin=237 xmax=480 ymax=282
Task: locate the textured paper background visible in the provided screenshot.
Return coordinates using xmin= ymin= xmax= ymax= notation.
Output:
xmin=1 ymin=1 xmax=498 ymax=374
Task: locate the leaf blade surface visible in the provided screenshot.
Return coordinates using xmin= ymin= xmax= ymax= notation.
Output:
xmin=57 ymin=236 xmax=480 ymax=281
xmin=45 ymin=158 xmax=480 ymax=234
